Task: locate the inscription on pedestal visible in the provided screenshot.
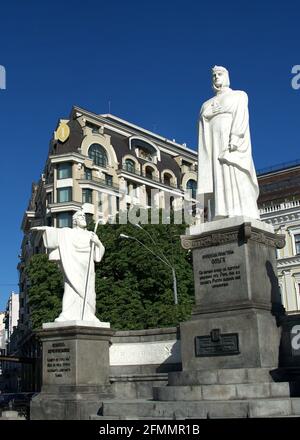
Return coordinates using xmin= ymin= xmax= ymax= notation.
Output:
xmin=46 ymin=342 xmax=72 ymax=378
xmin=199 ymin=249 xmax=241 ymax=289
xmin=195 ymin=329 xmax=240 ymax=357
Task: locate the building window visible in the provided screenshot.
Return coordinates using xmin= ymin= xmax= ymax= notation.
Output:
xmin=86 ymin=121 xmax=99 ymax=133
xmin=131 ymin=138 xmax=159 ymax=162
xmin=88 ymin=144 xmax=108 ymax=167
xmin=145 ymin=166 xmax=154 ymax=180
xmin=84 ymin=168 xmax=92 ymax=180
xmin=295 ymin=234 xmax=300 ymax=255
xmin=182 ymin=160 xmax=192 ymax=170
xmin=187 ymin=179 xmax=197 ymax=199
xmin=57 ymin=212 xmax=73 ymax=228
xmin=82 ymin=188 xmax=93 ymax=204
xmin=98 ymin=192 xmax=103 ymax=214
xmin=124 ymin=159 xmax=135 ymax=173
xmin=126 ymin=181 xmax=137 ymax=197
xmin=57 ymin=187 xmax=72 ymax=203
xmin=57 ymin=162 xmax=72 ymax=179
xmin=46 ymin=192 xmax=52 ymax=205
xmin=132 ymin=182 xmax=137 ymax=197
xmin=163 ymin=172 xmax=173 ymax=186
xmin=105 ymin=174 xmax=113 ymax=187
xmin=170 ymin=196 xmax=174 ymax=209
xmin=146 ymin=187 xmax=152 ymax=207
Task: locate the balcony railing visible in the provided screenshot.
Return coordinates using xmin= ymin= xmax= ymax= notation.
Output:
xmin=77 ymin=175 xmax=119 ymax=190
xmin=259 ymin=199 xmax=300 ymax=214
xmin=48 ymin=200 xmax=82 ymax=208
xmin=118 ymin=165 xmax=179 ymax=189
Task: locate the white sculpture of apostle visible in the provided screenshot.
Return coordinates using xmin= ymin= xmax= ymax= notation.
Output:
xmin=31 ymin=211 xmax=105 ymax=325
xmin=197 ymin=66 xmax=260 ymax=220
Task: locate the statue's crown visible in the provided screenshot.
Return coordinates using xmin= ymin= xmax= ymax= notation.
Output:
xmin=211 ymin=65 xmax=229 ymax=74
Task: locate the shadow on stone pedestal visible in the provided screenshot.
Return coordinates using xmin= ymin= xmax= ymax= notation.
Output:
xmin=271 ymin=313 xmax=300 ymax=394
xmin=180 ymin=217 xmax=286 ymax=371
xmin=30 ymin=325 xmax=114 ymax=420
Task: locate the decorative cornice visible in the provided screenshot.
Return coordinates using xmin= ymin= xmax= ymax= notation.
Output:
xmin=261 ymin=211 xmax=300 ymax=226
xmin=250 ymin=229 xmax=285 ymax=249
xmin=277 ymin=255 xmax=300 ymax=268
xmin=181 ymin=222 xmax=285 ymax=250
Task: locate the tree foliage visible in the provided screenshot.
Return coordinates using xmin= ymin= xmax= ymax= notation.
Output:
xmin=94 ymin=212 xmax=194 ymax=330
xmin=26 ymin=254 xmax=63 ymax=330
xmin=26 ymin=212 xmax=194 ymax=330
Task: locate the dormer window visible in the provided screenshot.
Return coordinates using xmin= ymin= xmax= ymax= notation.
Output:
xmin=139 ymin=148 xmax=153 ymax=162
xmin=86 ymin=121 xmax=99 ymax=133
xmin=129 ymin=137 xmax=161 ymax=163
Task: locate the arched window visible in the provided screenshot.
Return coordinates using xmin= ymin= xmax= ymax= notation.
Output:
xmin=124 ymin=159 xmax=135 ymax=173
xmin=88 ymin=144 xmax=108 ymax=167
xmin=163 ymin=172 xmax=173 ymax=187
xmin=187 ymin=179 xmax=197 ymax=199
xmin=145 ymin=166 xmax=154 ymax=180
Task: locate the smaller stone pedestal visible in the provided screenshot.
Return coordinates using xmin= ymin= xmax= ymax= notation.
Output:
xmin=31 ymin=325 xmax=114 ymax=420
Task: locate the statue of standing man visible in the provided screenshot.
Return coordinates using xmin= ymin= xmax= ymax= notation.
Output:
xmin=31 ymin=210 xmax=108 ymax=326
xmin=197 ymin=66 xmax=260 ymax=221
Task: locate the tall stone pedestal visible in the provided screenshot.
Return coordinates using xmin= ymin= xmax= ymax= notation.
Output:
xmin=86 ymin=217 xmax=300 ymax=419
xmin=31 ymin=325 xmax=114 ymax=420
xmin=180 ymin=217 xmax=285 ymax=370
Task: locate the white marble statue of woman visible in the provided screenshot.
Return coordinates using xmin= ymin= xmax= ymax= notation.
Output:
xmin=197 ymin=66 xmax=260 ymax=220
xmin=31 ymin=211 xmax=105 ymax=325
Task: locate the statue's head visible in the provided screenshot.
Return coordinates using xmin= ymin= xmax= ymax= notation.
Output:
xmin=73 ymin=210 xmax=87 ymax=229
xmin=211 ymin=66 xmax=230 ymax=92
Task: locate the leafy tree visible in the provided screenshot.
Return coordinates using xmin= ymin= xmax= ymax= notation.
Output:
xmin=26 ymin=210 xmax=194 ymax=330
xmin=26 ymin=254 xmax=63 ymax=329
xmin=94 ymin=210 xmax=194 ymax=330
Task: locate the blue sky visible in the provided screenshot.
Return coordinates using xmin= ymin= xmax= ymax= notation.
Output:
xmin=0 ymin=0 xmax=300 ymax=310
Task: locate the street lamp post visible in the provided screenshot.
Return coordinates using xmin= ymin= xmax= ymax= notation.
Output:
xmin=134 ymin=224 xmax=178 ymax=304
xmin=119 ymin=232 xmax=178 ymax=305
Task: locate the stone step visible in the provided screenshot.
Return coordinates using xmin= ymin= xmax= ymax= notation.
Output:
xmin=168 ymin=368 xmax=274 ymax=386
xmin=90 ymin=415 xmax=181 ymax=420
xmin=153 ymin=382 xmax=290 ymax=401
xmin=100 ymin=397 xmax=300 ymax=419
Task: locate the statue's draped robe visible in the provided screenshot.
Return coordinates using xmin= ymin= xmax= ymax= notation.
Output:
xmin=42 ymin=227 xmax=105 ymax=322
xmin=198 ymin=89 xmax=260 ymax=219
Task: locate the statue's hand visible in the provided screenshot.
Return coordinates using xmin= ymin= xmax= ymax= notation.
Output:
xmin=90 ymin=232 xmax=101 ymax=246
xmin=229 ymin=144 xmax=238 ymax=152
xmin=211 ymin=100 xmax=222 ymax=114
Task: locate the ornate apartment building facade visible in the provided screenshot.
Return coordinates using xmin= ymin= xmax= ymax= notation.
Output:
xmin=257 ymin=161 xmax=300 ymax=314
xmin=18 ymin=106 xmax=198 ymax=335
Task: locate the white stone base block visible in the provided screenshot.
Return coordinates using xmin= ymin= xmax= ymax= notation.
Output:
xmin=188 ymin=215 xmax=274 ymax=236
xmin=43 ymin=320 xmax=110 ymax=329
